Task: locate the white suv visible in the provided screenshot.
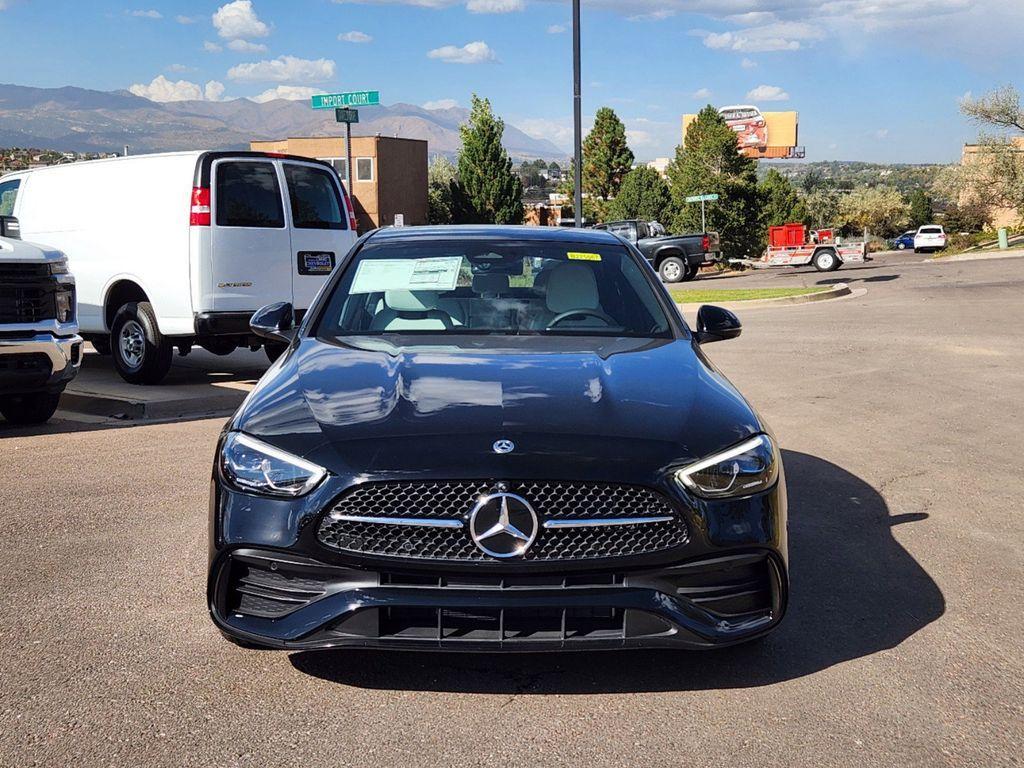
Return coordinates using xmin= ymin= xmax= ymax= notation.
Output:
xmin=914 ymin=225 xmax=947 ymax=254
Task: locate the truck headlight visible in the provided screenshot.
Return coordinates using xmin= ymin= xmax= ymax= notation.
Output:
xmin=674 ymin=435 xmax=778 ymax=499
xmin=220 ymin=432 xmax=327 ymax=498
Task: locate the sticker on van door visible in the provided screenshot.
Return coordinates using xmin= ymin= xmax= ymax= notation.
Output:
xmin=298 ymin=251 xmax=336 ymax=275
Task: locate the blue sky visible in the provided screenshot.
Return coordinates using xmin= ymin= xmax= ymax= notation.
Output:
xmin=1 ymin=0 xmax=1020 ymax=163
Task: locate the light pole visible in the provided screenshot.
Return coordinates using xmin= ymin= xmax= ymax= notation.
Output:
xmin=572 ymin=0 xmax=582 ymax=228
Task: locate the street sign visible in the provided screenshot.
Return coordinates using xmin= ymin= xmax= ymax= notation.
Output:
xmin=312 ymin=91 xmax=380 ymax=109
xmin=335 ymin=108 xmax=359 ymax=124
xmin=685 ymin=193 xmax=719 ymax=203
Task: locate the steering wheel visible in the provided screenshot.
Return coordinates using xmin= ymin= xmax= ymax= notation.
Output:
xmin=546 ymin=308 xmax=615 ymax=329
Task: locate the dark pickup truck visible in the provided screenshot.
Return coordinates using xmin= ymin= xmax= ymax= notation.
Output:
xmin=594 ymin=220 xmax=721 ymax=282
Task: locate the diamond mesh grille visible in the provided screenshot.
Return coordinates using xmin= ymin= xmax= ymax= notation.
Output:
xmin=316 ymin=480 xmax=687 ymax=562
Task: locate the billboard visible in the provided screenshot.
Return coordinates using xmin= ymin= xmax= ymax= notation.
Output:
xmin=683 ymin=107 xmax=803 ymax=159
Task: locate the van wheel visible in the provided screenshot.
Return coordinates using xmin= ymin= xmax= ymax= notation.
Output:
xmin=0 ymin=392 xmax=62 ymax=425
xmin=264 ymin=342 xmax=287 ymax=364
xmin=110 ymin=302 xmax=173 ymax=385
xmin=659 ymin=257 xmax=686 ymax=283
xmin=813 ymin=249 xmax=839 ymax=272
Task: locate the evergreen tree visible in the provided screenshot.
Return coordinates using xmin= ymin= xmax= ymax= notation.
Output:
xmin=908 ymin=188 xmax=934 ymax=227
xmin=666 ymin=105 xmax=761 ymax=259
xmin=451 ymin=95 xmax=524 ymax=224
xmin=583 ymin=107 xmax=634 ymax=201
xmin=759 ymin=168 xmax=809 ymax=229
xmin=609 ymin=166 xmax=671 ymax=222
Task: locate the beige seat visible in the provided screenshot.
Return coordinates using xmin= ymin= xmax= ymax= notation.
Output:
xmin=370 ymin=291 xmax=456 ymax=331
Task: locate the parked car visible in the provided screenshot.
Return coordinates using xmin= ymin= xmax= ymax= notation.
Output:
xmin=914 ymin=225 xmax=947 ymax=253
xmin=0 ymin=216 xmax=82 ymax=424
xmin=0 ymin=151 xmax=358 ymax=384
xmin=719 ymin=105 xmax=768 ymax=149
xmin=594 ymin=219 xmax=721 ymax=282
xmin=207 ymin=225 xmax=788 ymax=651
xmin=892 ymin=231 xmax=916 ymax=250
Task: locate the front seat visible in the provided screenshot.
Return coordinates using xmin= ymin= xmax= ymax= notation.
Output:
xmin=533 ymin=262 xmax=607 ymax=329
xmin=370 ymin=291 xmax=455 ymax=331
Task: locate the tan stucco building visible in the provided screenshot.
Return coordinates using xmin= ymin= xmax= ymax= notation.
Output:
xmin=960 ymin=137 xmax=1024 ymax=229
xmin=250 ymin=136 xmax=428 ymax=232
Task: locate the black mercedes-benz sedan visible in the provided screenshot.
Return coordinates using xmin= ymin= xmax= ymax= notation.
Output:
xmin=207 ymin=225 xmax=788 ymax=651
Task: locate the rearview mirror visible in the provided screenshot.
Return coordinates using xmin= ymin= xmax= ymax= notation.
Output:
xmin=250 ymin=302 xmax=295 ymax=343
xmin=695 ymin=305 xmax=741 ymax=345
xmin=0 ymin=216 xmax=21 ymax=240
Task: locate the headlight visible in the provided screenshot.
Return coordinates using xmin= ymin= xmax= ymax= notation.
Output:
xmin=55 ymin=286 xmax=75 ymax=323
xmin=674 ymin=434 xmax=778 ymax=499
xmin=220 ymin=432 xmax=327 ymax=498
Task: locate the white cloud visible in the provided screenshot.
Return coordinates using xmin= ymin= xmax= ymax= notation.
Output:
xmin=338 ymin=30 xmax=373 ymax=42
xmin=466 ymin=0 xmax=522 ymax=11
xmin=746 ymin=84 xmax=790 ymax=101
xmin=129 ymin=75 xmax=225 ymax=102
xmin=873 ymin=128 xmax=890 ymax=140
xmin=227 ymin=39 xmax=268 ymax=52
xmin=228 ymin=55 xmax=335 ymax=82
xmin=692 ymin=87 xmax=712 ymax=99
xmin=547 ymin=24 xmax=566 ymax=33
xmin=626 ymin=129 xmax=655 ymax=147
xmin=166 ymin=63 xmax=193 ymax=73
xmin=128 ymin=9 xmax=162 ymax=18
xmin=213 ymin=0 xmax=269 ymax=40
xmin=699 ymin=21 xmax=824 ymax=52
xmin=205 ymin=81 xmax=226 ymax=101
xmin=175 ymin=14 xmax=200 ymax=23
xmin=204 ymin=40 xmax=223 ymax=52
xmin=514 ymin=117 xmax=577 ymax=148
xmin=741 ymin=57 xmax=757 ymax=68
xmin=628 ymin=9 xmax=676 ymax=20
xmin=427 ymin=41 xmax=495 ymax=64
xmin=249 ymin=85 xmax=321 ymax=102
xmin=422 ymin=98 xmax=459 ymax=110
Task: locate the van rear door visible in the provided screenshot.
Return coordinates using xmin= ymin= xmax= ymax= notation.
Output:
xmin=281 ymin=160 xmax=358 ymax=311
xmin=210 ymin=158 xmax=292 ymax=312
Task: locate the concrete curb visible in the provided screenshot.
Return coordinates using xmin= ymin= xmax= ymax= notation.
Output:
xmin=60 ymin=386 xmax=246 ymax=421
xmin=676 ymin=283 xmax=853 ymax=312
xmin=927 ymin=249 xmax=1024 ymax=264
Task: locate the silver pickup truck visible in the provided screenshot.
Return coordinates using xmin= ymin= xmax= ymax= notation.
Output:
xmin=0 ymin=216 xmax=82 ymax=424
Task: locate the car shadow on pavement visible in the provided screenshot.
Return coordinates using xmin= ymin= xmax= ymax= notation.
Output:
xmin=289 ymin=450 xmax=945 ymax=693
xmin=817 ymin=274 xmax=900 ymax=285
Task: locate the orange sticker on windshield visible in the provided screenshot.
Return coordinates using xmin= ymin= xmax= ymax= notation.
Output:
xmin=567 ymin=252 xmax=602 ymax=261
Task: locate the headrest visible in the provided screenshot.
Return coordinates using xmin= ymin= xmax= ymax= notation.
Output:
xmin=472 ymin=273 xmax=510 ymax=295
xmin=545 ymin=263 xmax=599 ymax=313
xmin=384 ymin=290 xmax=438 ymax=312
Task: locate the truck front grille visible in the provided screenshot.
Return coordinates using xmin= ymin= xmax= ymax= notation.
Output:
xmin=0 ymin=264 xmax=57 ymax=323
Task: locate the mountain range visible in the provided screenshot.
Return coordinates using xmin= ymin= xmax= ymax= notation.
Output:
xmin=0 ymin=83 xmax=567 ymax=161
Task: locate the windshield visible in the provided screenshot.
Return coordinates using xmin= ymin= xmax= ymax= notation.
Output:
xmin=315 ymin=238 xmax=673 ymax=338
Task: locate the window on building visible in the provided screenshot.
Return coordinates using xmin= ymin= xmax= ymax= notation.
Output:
xmin=356 ymin=157 xmax=374 ymax=182
xmin=215 ymin=161 xmax=284 ymax=228
xmin=319 ymin=157 xmax=348 ymax=183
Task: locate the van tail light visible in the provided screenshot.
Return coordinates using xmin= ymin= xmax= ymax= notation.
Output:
xmin=190 ymin=186 xmax=211 ymax=226
xmin=702 ymin=234 xmax=711 ymax=253
xmin=341 ymin=184 xmax=358 ymax=232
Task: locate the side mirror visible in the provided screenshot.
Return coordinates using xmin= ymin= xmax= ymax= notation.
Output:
xmin=0 ymin=216 xmax=21 ymax=240
xmin=250 ymin=302 xmax=295 ymax=343
xmin=695 ymin=304 xmax=742 ymax=345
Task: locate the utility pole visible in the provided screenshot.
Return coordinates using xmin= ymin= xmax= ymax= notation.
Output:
xmin=572 ymin=0 xmax=583 ymax=228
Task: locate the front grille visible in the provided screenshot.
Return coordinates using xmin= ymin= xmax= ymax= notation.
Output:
xmin=316 ymin=480 xmax=688 ymax=562
xmin=0 ymin=265 xmax=58 ymax=323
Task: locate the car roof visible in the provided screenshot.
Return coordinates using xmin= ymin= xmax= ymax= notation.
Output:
xmin=367 ymin=225 xmax=624 ymax=245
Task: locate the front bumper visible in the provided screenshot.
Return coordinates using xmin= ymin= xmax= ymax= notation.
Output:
xmin=209 ymin=547 xmax=786 ymax=651
xmin=0 ymin=333 xmax=83 ymax=394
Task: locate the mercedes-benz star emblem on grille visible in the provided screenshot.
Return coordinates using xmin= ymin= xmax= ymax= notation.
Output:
xmin=492 ymin=439 xmax=515 ymax=454
xmin=468 ymin=493 xmax=538 ymax=559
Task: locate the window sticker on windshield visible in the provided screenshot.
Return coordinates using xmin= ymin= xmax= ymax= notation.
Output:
xmin=567 ymin=252 xmax=602 ymax=261
xmin=350 ymin=257 xmax=462 ymax=294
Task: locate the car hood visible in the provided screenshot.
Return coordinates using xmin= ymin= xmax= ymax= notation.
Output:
xmin=233 ymin=335 xmax=763 ymax=483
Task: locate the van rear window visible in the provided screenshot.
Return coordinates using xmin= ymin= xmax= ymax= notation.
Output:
xmin=215 ymin=161 xmax=285 ymax=228
xmin=284 ymin=164 xmax=347 ymax=230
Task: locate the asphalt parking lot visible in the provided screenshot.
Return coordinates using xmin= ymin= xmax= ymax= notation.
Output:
xmin=1 ymin=251 xmax=1021 ymax=767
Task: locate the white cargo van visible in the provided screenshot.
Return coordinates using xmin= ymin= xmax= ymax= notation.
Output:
xmin=0 ymin=151 xmax=359 ymax=383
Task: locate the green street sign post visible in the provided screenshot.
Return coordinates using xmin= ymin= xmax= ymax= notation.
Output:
xmin=685 ymin=193 xmax=719 ymax=231
xmin=311 ymin=91 xmax=380 ymax=109
xmin=311 ymin=91 xmax=380 ymax=195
